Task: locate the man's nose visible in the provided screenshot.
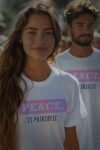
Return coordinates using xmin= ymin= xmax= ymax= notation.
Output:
xmin=83 ymin=25 xmax=92 ymax=33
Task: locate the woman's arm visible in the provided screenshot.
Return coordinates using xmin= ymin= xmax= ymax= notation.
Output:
xmin=64 ymin=126 xmax=79 ymax=150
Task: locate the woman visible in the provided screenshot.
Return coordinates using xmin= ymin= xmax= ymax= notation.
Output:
xmin=0 ymin=1 xmax=81 ymax=150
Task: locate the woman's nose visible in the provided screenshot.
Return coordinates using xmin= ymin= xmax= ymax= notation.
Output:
xmin=36 ymin=32 xmax=44 ymax=42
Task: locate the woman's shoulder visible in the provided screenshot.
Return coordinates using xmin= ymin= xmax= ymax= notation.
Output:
xmin=51 ymin=66 xmax=79 ymax=85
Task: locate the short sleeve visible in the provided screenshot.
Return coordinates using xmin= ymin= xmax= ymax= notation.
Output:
xmin=64 ymin=78 xmax=84 ymax=127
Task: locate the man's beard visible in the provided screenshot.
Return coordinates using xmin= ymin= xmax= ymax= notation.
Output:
xmin=72 ymin=34 xmax=93 ymax=47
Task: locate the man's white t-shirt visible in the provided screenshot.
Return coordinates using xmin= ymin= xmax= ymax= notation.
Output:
xmin=55 ymin=48 xmax=100 ymax=150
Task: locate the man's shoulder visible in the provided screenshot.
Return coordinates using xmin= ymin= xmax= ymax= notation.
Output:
xmin=92 ymin=47 xmax=100 ymax=57
xmin=93 ymin=47 xmax=100 ymax=53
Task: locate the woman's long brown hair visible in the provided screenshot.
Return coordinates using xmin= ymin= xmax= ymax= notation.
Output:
xmin=0 ymin=1 xmax=61 ymax=150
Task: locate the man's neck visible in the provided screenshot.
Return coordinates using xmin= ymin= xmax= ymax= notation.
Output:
xmin=69 ymin=43 xmax=93 ymax=58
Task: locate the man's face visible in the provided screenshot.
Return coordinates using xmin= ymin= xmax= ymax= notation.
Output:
xmin=69 ymin=14 xmax=95 ymax=46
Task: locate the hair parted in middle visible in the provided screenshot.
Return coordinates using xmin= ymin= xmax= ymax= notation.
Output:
xmin=0 ymin=1 xmax=61 ymax=150
xmin=12 ymin=0 xmax=61 ymax=61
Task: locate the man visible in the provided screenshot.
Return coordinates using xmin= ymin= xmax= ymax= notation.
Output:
xmin=55 ymin=0 xmax=100 ymax=150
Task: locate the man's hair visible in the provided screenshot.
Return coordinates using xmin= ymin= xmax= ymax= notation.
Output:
xmin=64 ymin=0 xmax=99 ymax=25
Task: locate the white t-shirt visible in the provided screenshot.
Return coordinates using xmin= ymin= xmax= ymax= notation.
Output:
xmin=17 ymin=68 xmax=81 ymax=150
xmin=55 ymin=48 xmax=100 ymax=150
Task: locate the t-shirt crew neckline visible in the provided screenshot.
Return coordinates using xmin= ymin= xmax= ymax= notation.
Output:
xmin=22 ymin=69 xmax=55 ymax=87
xmin=67 ymin=49 xmax=96 ymax=62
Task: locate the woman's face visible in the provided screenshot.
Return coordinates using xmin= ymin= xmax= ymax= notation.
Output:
xmin=20 ymin=13 xmax=55 ymax=63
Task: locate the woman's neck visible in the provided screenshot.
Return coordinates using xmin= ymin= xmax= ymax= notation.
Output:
xmin=23 ymin=61 xmax=51 ymax=81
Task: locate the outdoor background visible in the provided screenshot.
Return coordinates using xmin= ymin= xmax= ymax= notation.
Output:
xmin=0 ymin=0 xmax=100 ymax=36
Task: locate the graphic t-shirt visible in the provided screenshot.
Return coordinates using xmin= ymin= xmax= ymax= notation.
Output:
xmin=17 ymin=68 xmax=81 ymax=150
xmin=55 ymin=48 xmax=100 ymax=150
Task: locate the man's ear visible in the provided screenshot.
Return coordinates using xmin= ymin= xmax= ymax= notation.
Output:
xmin=67 ymin=24 xmax=71 ymax=33
xmin=65 ymin=23 xmax=71 ymax=34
